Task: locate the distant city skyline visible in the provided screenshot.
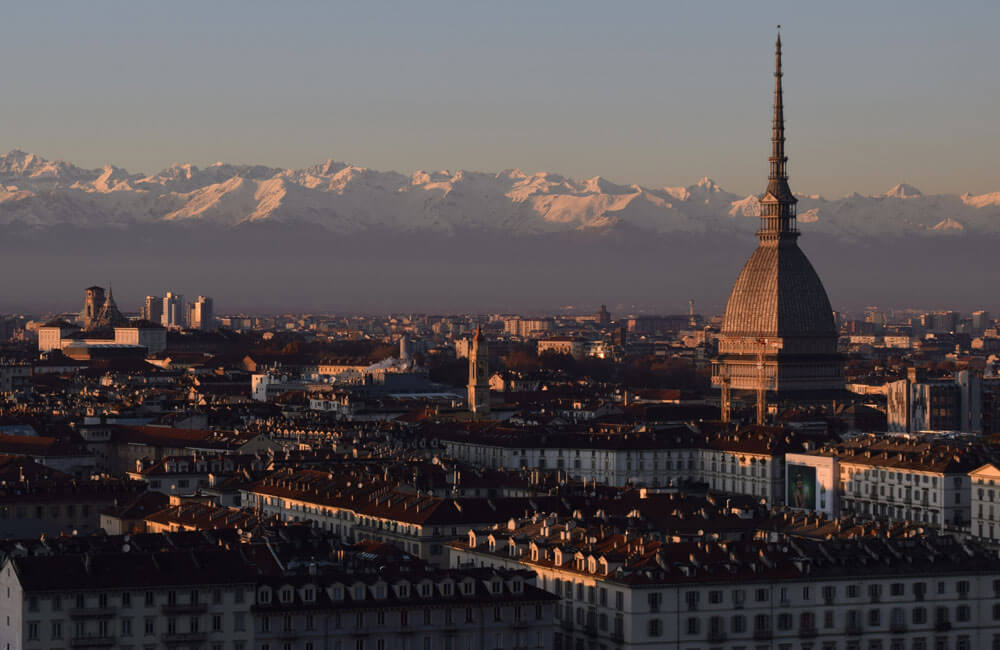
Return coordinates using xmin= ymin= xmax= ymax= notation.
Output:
xmin=0 ymin=1 xmax=997 ymax=198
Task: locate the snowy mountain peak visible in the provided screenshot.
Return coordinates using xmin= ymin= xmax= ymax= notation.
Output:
xmin=696 ymin=176 xmax=721 ymax=191
xmin=883 ymin=183 xmax=923 ymax=199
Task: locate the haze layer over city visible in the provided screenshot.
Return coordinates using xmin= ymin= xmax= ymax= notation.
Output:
xmin=1 ymin=4 xmax=1000 ymax=650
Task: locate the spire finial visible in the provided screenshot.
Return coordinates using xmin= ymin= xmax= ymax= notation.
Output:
xmin=758 ymin=27 xmax=798 ymax=240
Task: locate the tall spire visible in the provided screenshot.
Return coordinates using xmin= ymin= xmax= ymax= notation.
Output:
xmin=771 ymin=28 xmax=785 ymax=179
xmin=759 ymin=25 xmax=798 ymax=241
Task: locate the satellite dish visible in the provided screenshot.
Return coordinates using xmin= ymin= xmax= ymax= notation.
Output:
xmin=122 ymin=544 xmax=131 ymax=553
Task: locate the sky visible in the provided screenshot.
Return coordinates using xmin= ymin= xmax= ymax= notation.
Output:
xmin=0 ymin=1 xmax=997 ymax=198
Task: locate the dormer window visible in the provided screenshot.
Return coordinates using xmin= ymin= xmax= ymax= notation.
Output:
xmin=332 ymin=586 xmax=344 ymax=601
xmin=398 ymin=584 xmax=410 ymax=598
xmin=375 ymin=585 xmax=386 ymax=599
xmin=258 ymin=588 xmax=272 ymax=604
xmin=303 ymin=588 xmax=315 ymax=603
xmin=491 ymin=581 xmax=502 ymax=594
xmin=280 ymin=588 xmax=294 ymax=604
xmin=511 ymin=580 xmax=522 ymax=593
xmin=462 ymin=582 xmax=474 ymax=595
xmin=421 ymin=583 xmax=432 ymax=597
xmin=354 ymin=585 xmax=365 ymax=600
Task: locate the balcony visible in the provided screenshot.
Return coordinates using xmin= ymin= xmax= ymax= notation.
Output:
xmin=69 ymin=608 xmax=116 ymax=619
xmin=753 ymin=629 xmax=772 ymax=641
xmin=163 ymin=632 xmax=209 ymax=643
xmin=610 ymin=630 xmax=624 ymax=643
xmin=70 ymin=637 xmax=115 ymax=648
xmin=935 ymin=621 xmax=952 ymax=632
xmin=799 ymin=625 xmax=818 ymax=638
xmin=846 ymin=622 xmax=863 ymax=635
xmin=162 ymin=603 xmax=209 ymax=615
xmin=890 ymin=622 xmax=907 ymax=633
xmin=583 ymin=622 xmax=598 ymax=636
xmin=707 ymin=630 xmax=727 ymax=643
xmin=560 ymin=619 xmax=574 ymax=632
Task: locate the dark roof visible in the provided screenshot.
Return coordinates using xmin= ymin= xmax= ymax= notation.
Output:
xmin=12 ymin=549 xmax=257 ymax=591
xmin=722 ymin=240 xmax=836 ymax=338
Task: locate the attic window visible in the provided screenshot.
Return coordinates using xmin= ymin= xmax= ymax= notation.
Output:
xmin=258 ymin=589 xmax=271 ymax=604
xmin=511 ymin=580 xmax=522 ymax=593
xmin=491 ymin=581 xmax=502 ymax=594
xmin=303 ymin=588 xmax=315 ymax=603
xmin=354 ymin=585 xmax=365 ymax=600
xmin=398 ymin=584 xmax=409 ymax=598
xmin=462 ymin=582 xmax=473 ymax=595
xmin=442 ymin=583 xmax=453 ymax=596
xmin=279 ymin=588 xmax=293 ymax=604
xmin=421 ymin=584 xmax=432 ymax=597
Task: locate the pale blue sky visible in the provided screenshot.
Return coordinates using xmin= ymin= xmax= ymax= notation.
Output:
xmin=0 ymin=0 xmax=996 ymax=197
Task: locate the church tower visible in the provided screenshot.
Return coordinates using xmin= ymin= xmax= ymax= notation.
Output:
xmin=82 ymin=286 xmax=105 ymax=329
xmin=713 ymin=30 xmax=843 ymax=421
xmin=468 ymin=324 xmax=490 ymax=418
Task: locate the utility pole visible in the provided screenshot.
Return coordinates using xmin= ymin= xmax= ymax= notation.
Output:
xmin=720 ymin=368 xmax=731 ymax=424
xmin=755 ymin=337 xmax=769 ymax=425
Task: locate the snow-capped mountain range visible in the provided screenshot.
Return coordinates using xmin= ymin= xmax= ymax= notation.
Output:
xmin=1 ymin=150 xmax=998 ymax=239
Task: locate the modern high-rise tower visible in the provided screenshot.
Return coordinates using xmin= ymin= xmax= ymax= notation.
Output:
xmin=161 ymin=292 xmax=185 ymax=329
xmin=712 ymin=31 xmax=843 ymax=419
xmin=467 ymin=324 xmax=490 ymax=418
xmin=189 ymin=296 xmax=215 ymax=330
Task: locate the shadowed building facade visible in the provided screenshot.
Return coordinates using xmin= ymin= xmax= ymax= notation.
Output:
xmin=713 ymin=33 xmax=843 ymax=414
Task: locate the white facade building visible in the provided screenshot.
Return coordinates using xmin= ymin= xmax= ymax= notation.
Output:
xmin=450 ymin=517 xmax=1000 ymax=650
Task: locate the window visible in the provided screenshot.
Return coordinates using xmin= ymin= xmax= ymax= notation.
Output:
xmin=648 ymin=619 xmax=662 ymax=637
xmin=686 ymin=617 xmax=699 ymax=635
xmin=777 ymin=613 xmax=793 ymax=630
xmin=685 ymin=591 xmax=699 ymax=611
xmin=708 ymin=590 xmax=722 ymax=604
xmin=648 ymin=592 xmax=662 ymax=612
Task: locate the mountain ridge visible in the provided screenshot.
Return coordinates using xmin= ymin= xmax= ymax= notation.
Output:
xmin=1 ymin=150 xmax=998 ymax=239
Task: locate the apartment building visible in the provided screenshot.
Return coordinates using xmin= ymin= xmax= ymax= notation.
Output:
xmin=791 ymin=435 xmax=989 ymax=528
xmin=970 ymin=462 xmax=1000 ymax=543
xmin=450 ymin=516 xmax=1000 ymax=650
xmin=255 ymin=561 xmax=556 ymax=650
xmin=240 ymin=468 xmax=576 ymax=564
xmin=433 ymin=423 xmax=817 ymax=504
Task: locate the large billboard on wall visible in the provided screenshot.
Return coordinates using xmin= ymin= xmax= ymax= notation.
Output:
xmin=787 ymin=464 xmax=817 ymax=510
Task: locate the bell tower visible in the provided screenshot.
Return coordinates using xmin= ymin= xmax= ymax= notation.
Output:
xmin=468 ymin=324 xmax=490 ymax=418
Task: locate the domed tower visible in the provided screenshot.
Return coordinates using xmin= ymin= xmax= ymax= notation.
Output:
xmin=468 ymin=324 xmax=490 ymax=418
xmin=713 ymin=30 xmax=843 ymax=422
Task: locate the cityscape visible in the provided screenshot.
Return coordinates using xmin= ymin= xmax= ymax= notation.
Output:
xmin=2 ymin=4 xmax=1000 ymax=650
